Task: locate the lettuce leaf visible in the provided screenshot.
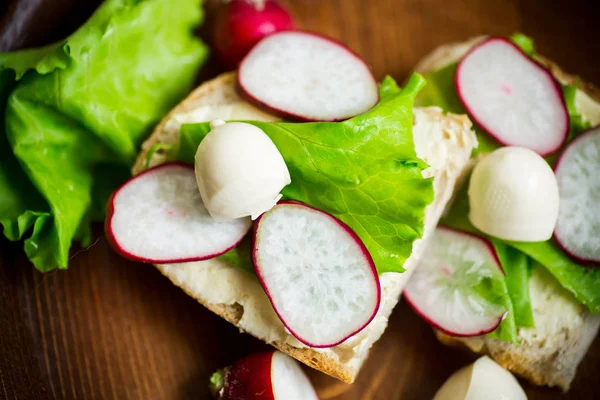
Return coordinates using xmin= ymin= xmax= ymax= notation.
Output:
xmin=177 ymin=74 xmax=434 ymax=275
xmin=510 ymin=33 xmax=535 ymax=56
xmin=510 ymin=241 xmax=600 ymax=314
xmin=417 ymin=33 xmax=600 ymax=331
xmin=563 ymin=84 xmax=592 ymax=141
xmin=481 ymin=277 xmax=518 ymax=344
xmin=492 ymin=241 xmax=534 ymax=327
xmin=217 ymin=236 xmax=255 ymax=274
xmin=0 ymin=0 xmax=208 ymax=271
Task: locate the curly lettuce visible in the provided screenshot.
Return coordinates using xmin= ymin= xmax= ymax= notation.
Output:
xmin=0 ymin=0 xmax=208 ymax=271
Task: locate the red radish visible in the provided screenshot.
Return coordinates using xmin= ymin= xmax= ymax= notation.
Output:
xmin=210 ymin=350 xmax=319 ymax=400
xmin=106 ymin=163 xmax=252 ymax=263
xmin=455 ymin=37 xmax=568 ymax=156
xmin=212 ymin=0 xmax=294 ymax=69
xmin=252 ymin=201 xmax=380 ymax=348
xmin=238 ymin=30 xmax=379 ymax=122
xmin=404 ymin=227 xmax=507 ymax=337
xmin=554 ymin=126 xmax=600 ymax=265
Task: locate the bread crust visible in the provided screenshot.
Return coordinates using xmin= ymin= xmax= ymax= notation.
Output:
xmin=132 ymin=72 xmax=477 ymax=382
xmin=535 ymin=55 xmax=600 ymax=103
xmin=153 ymin=264 xmax=357 ymax=382
xmin=416 ymin=36 xmax=600 ymax=392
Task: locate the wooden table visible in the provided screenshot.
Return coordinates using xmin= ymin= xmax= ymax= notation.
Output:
xmin=1 ymin=0 xmax=599 ymax=399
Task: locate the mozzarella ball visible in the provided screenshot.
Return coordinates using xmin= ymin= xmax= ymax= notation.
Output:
xmin=468 ymin=146 xmax=559 ymax=242
xmin=195 ymin=120 xmax=291 ymax=221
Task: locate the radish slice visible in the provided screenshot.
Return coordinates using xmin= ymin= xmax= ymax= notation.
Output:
xmin=554 ymin=126 xmax=600 ymax=265
xmin=252 ymin=201 xmax=380 ymax=347
xmin=211 ymin=350 xmax=318 ymax=400
xmin=238 ymin=30 xmax=379 ymax=121
xmin=456 ymin=37 xmax=568 ymax=156
xmin=106 ymin=163 xmax=252 ymax=263
xmin=404 ymin=227 xmax=507 ymax=337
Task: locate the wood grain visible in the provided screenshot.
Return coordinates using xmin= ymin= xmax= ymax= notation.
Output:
xmin=1 ymin=0 xmax=599 ymax=399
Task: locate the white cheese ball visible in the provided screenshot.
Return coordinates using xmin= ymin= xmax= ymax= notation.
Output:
xmin=434 ymin=356 xmax=527 ymax=400
xmin=195 ymin=120 xmax=291 ymax=221
xmin=468 ymin=146 xmax=559 ymax=242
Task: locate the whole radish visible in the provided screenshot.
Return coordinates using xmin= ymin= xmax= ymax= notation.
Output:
xmin=212 ymin=0 xmax=294 ymax=69
xmin=209 ymin=350 xmax=319 ymax=399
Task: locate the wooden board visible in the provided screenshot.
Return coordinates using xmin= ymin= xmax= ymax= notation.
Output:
xmin=1 ymin=0 xmax=599 ymax=399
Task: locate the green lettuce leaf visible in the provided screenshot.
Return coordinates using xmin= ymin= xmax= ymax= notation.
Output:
xmin=418 ymin=34 xmax=599 ymax=328
xmin=177 ymin=74 xmax=434 ymax=275
xmin=510 ymin=241 xmax=600 ymax=314
xmin=217 ymin=236 xmax=255 ymax=274
xmin=563 ymin=84 xmax=592 ymax=141
xmin=510 ymin=33 xmax=535 ymax=56
xmin=481 ymin=277 xmax=518 ymax=344
xmin=0 ymin=0 xmax=208 ymax=271
xmin=492 ymin=241 xmax=534 ymax=327
xmin=0 ymin=73 xmax=49 ymax=242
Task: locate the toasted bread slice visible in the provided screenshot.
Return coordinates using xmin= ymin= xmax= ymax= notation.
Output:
xmin=415 ymin=36 xmax=600 ymax=391
xmin=132 ymin=71 xmax=477 ymax=383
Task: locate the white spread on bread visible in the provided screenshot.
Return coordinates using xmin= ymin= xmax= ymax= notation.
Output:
xmin=167 ymin=101 xmax=278 ymax=132
xmin=575 ymin=90 xmax=600 ymax=126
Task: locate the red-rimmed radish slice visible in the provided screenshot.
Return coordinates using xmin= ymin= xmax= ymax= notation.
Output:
xmin=106 ymin=163 xmax=252 ymax=263
xmin=211 ymin=350 xmax=318 ymax=400
xmin=455 ymin=37 xmax=568 ymax=156
xmin=404 ymin=227 xmax=507 ymax=337
xmin=252 ymin=201 xmax=380 ymax=348
xmin=554 ymin=126 xmax=600 ymax=265
xmin=238 ymin=30 xmax=378 ymax=122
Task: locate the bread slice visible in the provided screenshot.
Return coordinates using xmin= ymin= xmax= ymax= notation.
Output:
xmin=415 ymin=36 xmax=600 ymax=391
xmin=132 ymin=71 xmax=477 ymax=383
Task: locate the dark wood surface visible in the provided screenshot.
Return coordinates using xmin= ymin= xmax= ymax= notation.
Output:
xmin=1 ymin=0 xmax=600 ymax=399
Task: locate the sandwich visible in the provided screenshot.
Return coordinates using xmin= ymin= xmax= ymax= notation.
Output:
xmin=106 ymin=30 xmax=477 ymax=383
xmin=405 ymin=34 xmax=600 ymax=391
